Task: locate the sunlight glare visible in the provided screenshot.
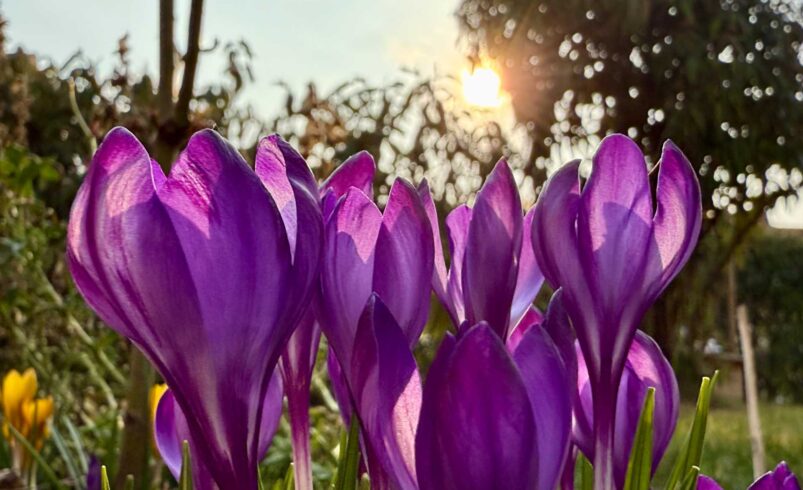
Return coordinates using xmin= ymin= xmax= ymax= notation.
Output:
xmin=461 ymin=67 xmax=503 ymax=108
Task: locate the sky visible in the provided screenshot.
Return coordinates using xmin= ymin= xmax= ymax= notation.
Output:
xmin=3 ymin=0 xmax=802 ymax=227
xmin=3 ymin=0 xmax=464 ymax=118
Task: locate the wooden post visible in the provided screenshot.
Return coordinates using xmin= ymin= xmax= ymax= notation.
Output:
xmin=736 ymin=305 xmax=766 ymax=478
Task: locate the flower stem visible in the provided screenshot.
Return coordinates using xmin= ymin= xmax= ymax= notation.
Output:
xmin=592 ymin=379 xmax=617 ymax=490
xmin=287 ymin=382 xmax=313 ymax=490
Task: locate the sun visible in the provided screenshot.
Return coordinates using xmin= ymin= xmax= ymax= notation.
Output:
xmin=461 ymin=67 xmax=503 ymax=108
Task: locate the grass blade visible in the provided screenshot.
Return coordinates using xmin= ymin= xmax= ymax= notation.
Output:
xmin=284 ymin=463 xmax=295 ymax=490
xmin=578 ymin=452 xmax=594 ymax=490
xmin=63 ymin=415 xmax=89 ymax=473
xmin=101 ymin=465 xmax=111 ymax=490
xmin=679 ymin=466 xmax=701 ymax=490
xmin=333 ymin=418 xmax=361 ymax=490
xmin=624 ymin=387 xmax=655 ymax=490
xmin=665 ymin=371 xmax=719 ymax=490
xmin=179 ymin=440 xmax=194 ymax=490
xmin=50 ymin=424 xmax=81 ymax=488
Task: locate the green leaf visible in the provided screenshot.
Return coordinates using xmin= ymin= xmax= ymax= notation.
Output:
xmin=283 ymin=463 xmax=295 ymax=490
xmin=179 ymin=440 xmax=194 ymax=490
xmin=50 ymin=423 xmax=81 ymax=488
xmin=624 ymin=387 xmax=655 ymax=490
xmin=62 ymin=415 xmax=89 ymax=473
xmin=257 ymin=465 xmax=265 ymax=490
xmin=678 ymin=466 xmax=701 ymax=490
xmin=578 ymin=452 xmax=594 ymax=490
xmin=101 ymin=465 xmax=111 ymax=490
xmin=333 ymin=418 xmax=362 ymax=490
xmin=123 ymin=474 xmax=135 ymax=490
xmin=665 ymin=371 xmax=719 ymax=490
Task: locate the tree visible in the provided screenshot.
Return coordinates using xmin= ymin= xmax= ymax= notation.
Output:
xmin=457 ymin=0 xmax=803 ymax=355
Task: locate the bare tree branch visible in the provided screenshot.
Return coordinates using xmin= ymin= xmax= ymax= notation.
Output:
xmin=158 ymin=0 xmax=175 ymax=119
xmin=175 ymin=0 xmax=204 ymax=127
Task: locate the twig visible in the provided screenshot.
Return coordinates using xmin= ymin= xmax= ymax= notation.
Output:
xmin=67 ymin=79 xmax=97 ymax=154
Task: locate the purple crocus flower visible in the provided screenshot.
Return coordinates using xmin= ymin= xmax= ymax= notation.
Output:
xmin=346 ymin=292 xmax=572 ymax=490
xmin=318 ymin=152 xmax=432 ymax=484
xmin=697 ymin=475 xmax=724 ymax=490
xmin=255 ymin=137 xmax=372 ymax=490
xmin=574 ymin=330 xmax=679 ymax=488
xmin=749 ymin=462 xmax=801 ymax=490
xmin=421 ymin=160 xmax=544 ymax=338
xmin=416 ymin=317 xmax=572 ymax=490
xmin=532 ymin=134 xmax=701 ymax=488
xmin=320 ymin=172 xmax=434 ymax=382
xmin=67 ymin=128 xmax=322 ymax=489
xmin=85 ymin=455 xmax=101 ymax=490
xmin=154 ymin=371 xmax=283 ymax=489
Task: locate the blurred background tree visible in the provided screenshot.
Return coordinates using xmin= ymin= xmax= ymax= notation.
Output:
xmin=455 ymin=0 xmax=803 ymax=358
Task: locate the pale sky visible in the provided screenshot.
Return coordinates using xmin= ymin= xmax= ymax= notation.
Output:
xmin=2 ymin=0 xmax=464 ymax=118
xmin=3 ymin=0 xmax=801 ymax=227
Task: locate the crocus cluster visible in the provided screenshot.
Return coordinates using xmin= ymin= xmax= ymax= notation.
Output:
xmin=1 ymin=368 xmax=54 ymax=483
xmin=67 ymin=128 xmax=798 ymax=490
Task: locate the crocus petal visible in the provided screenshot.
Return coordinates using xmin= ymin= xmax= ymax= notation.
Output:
xmin=416 ymin=324 xmax=538 ymax=490
xmin=749 ymin=462 xmax=801 ymax=490
xmin=444 ymin=205 xmax=472 ymax=323
xmin=531 ymin=160 xmax=582 ymax=288
xmin=351 ymin=295 xmax=421 ymax=490
xmin=506 ymin=307 xmax=543 ymax=352
xmin=86 ymin=456 xmax=101 ymax=490
xmin=154 ymin=389 xmax=214 ymax=490
xmin=67 ymin=128 xmax=197 ymax=350
xmin=698 ymin=475 xmax=724 ymax=490
xmin=322 ymin=151 xmax=375 ymax=196
xmin=462 ymin=160 xmax=523 ymax=339
xmin=256 ymin=371 xmax=285 ymax=460
xmin=511 ymin=317 xmax=572 ymax=490
xmin=373 ymin=179 xmax=434 ymax=344
xmin=326 ymin=346 xmax=353 ymax=423
xmin=648 ymin=140 xmax=702 ymax=297
xmin=573 ymin=330 xmax=679 ymax=487
xmin=531 ymin=161 xmax=595 ymax=339
xmin=509 ymin=208 xmax=544 ymax=326
xmin=320 ymin=188 xmax=382 ymax=369
xmin=418 ymin=180 xmax=449 ymax=316
xmin=539 ymin=290 xmax=577 ymax=388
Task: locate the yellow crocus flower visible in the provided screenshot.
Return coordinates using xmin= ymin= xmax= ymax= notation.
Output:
xmin=1 ymin=368 xmax=54 ymax=484
xmin=21 ymin=396 xmax=54 ymax=449
xmin=149 ymin=383 xmax=168 ymax=426
xmin=149 ymin=383 xmax=168 ymax=453
xmin=2 ymin=368 xmax=38 ymax=440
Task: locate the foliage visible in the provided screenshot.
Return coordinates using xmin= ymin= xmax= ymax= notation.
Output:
xmin=268 ymin=76 xmax=514 ymax=207
xmin=738 ymin=228 xmax=803 ymax=402
xmin=0 ymin=23 xmax=260 ymax=217
xmin=0 ymin=143 xmax=126 ymax=482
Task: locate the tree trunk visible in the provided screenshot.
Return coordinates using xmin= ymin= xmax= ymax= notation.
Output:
xmin=114 ymin=347 xmax=155 ymax=488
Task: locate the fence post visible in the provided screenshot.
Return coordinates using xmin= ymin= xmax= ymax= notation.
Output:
xmin=736 ymin=304 xmax=766 ymax=478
